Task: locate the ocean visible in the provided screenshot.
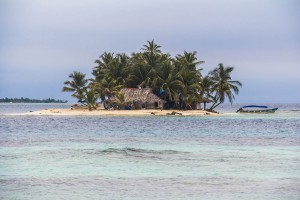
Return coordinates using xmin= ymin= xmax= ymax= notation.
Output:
xmin=0 ymin=103 xmax=299 ymax=200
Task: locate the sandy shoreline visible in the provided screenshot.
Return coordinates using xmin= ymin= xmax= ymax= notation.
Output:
xmin=24 ymin=108 xmax=220 ymax=116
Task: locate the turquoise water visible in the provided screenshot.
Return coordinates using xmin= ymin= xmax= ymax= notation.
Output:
xmin=0 ymin=104 xmax=300 ymax=199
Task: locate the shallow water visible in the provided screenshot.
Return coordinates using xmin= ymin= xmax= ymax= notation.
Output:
xmin=0 ymin=104 xmax=300 ymax=199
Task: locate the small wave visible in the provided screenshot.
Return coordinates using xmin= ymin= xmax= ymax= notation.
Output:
xmin=96 ymin=147 xmax=188 ymax=155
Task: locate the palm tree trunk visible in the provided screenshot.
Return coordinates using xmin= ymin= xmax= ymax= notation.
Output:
xmin=209 ymin=102 xmax=222 ymax=111
xmin=208 ymin=96 xmax=220 ymax=111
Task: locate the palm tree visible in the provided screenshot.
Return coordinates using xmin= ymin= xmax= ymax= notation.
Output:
xmin=113 ymin=92 xmax=131 ymax=109
xmin=91 ymin=76 xmax=122 ymax=109
xmin=183 ymin=94 xmax=202 ymax=110
xmin=141 ymin=40 xmax=161 ymax=68
xmin=92 ymin=52 xmax=115 ymax=81
xmin=126 ymin=51 xmax=160 ymax=90
xmin=199 ymin=75 xmax=215 ymax=101
xmin=62 ymin=71 xmax=88 ymax=102
xmin=158 ymin=60 xmax=185 ymax=103
xmin=175 ymin=51 xmax=204 ymax=71
xmin=208 ymin=63 xmax=242 ymax=111
xmin=199 ymin=75 xmax=215 ymax=110
xmin=142 ymin=40 xmax=161 ymax=52
xmin=181 ymin=80 xmax=202 ymax=109
xmin=80 ymin=88 xmax=99 ymax=110
xmin=140 ymin=40 xmax=164 ymax=88
xmin=115 ymin=53 xmax=131 ymax=84
xmin=100 ymin=53 xmax=130 ymax=86
xmin=126 ymin=62 xmax=151 ymax=88
xmin=174 ymin=51 xmax=204 ymax=109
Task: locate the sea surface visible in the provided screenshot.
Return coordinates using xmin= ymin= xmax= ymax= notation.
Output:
xmin=0 ymin=103 xmax=300 ymax=200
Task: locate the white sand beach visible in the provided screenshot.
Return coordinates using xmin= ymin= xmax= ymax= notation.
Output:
xmin=25 ymin=108 xmax=220 ymax=116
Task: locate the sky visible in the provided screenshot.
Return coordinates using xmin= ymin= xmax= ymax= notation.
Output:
xmin=0 ymin=0 xmax=299 ymax=103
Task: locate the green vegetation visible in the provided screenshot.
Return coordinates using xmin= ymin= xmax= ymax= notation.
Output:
xmin=0 ymin=98 xmax=67 ymax=103
xmin=63 ymin=40 xmax=242 ymax=111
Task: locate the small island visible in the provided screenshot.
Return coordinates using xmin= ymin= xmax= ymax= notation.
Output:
xmin=59 ymin=40 xmax=242 ymax=114
xmin=0 ymin=97 xmax=68 ymax=103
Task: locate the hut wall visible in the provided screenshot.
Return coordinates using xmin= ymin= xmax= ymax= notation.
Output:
xmin=138 ymin=101 xmax=164 ymax=109
xmin=191 ymin=102 xmax=201 ymax=110
xmin=145 ymin=103 xmax=155 ymax=109
xmin=145 ymin=101 xmax=164 ymax=109
xmin=133 ymin=101 xmax=142 ymax=109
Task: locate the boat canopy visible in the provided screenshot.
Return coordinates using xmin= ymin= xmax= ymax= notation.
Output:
xmin=241 ymin=105 xmax=268 ymax=109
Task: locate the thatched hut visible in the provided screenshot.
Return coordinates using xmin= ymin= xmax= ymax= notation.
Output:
xmin=201 ymin=97 xmax=214 ymax=110
xmin=110 ymin=88 xmax=166 ymax=109
xmin=191 ymin=97 xmax=214 ymax=110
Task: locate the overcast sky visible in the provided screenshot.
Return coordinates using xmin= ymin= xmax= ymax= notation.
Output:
xmin=0 ymin=0 xmax=299 ymax=103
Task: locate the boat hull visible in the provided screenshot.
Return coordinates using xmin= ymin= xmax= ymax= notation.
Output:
xmin=238 ymin=108 xmax=278 ymax=113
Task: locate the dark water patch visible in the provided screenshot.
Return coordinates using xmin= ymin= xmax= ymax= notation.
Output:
xmin=97 ymin=147 xmax=188 ymax=155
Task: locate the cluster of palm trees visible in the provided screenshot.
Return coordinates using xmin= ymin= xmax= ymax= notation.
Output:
xmin=63 ymin=40 xmax=242 ymax=111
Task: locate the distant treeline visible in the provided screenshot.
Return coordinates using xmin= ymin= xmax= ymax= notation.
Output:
xmin=0 ymin=97 xmax=68 ymax=103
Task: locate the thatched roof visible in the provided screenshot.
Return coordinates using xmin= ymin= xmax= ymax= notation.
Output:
xmin=110 ymin=88 xmax=166 ymax=104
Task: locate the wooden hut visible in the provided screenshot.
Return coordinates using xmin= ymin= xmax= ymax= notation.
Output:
xmin=191 ymin=97 xmax=214 ymax=110
xmin=110 ymin=88 xmax=165 ymax=109
xmin=200 ymin=97 xmax=214 ymax=110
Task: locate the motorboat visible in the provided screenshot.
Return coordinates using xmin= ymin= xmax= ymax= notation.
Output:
xmin=236 ymin=105 xmax=278 ymax=113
